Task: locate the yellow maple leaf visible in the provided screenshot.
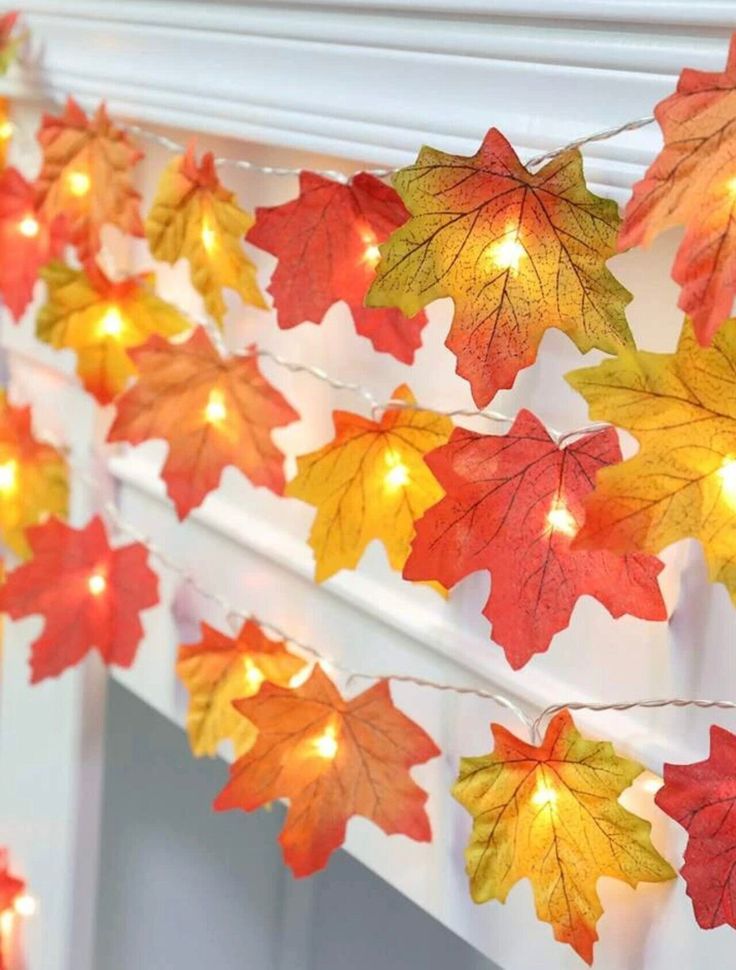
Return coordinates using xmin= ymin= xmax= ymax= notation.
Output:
xmin=366 ymin=128 xmax=633 ymax=407
xmin=145 ymin=145 xmax=267 ymax=326
xmin=286 ymin=385 xmax=452 ymax=582
xmin=567 ymin=318 xmax=736 ymax=600
xmin=454 ymin=710 xmax=674 ymax=964
xmin=37 ymin=261 xmax=191 ymax=404
xmin=0 ymin=391 xmax=68 ymax=559
xmin=176 ymin=620 xmax=306 ymax=758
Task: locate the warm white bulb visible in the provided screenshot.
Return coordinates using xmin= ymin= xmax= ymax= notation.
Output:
xmin=531 ymin=783 xmax=558 ymax=807
xmin=100 ymin=306 xmax=124 ymax=337
xmin=13 ymin=895 xmax=36 ymax=919
xmin=0 ymin=459 xmax=17 ymax=493
xmin=88 ymin=572 xmax=107 ymax=596
xmin=641 ymin=774 xmax=664 ymax=795
xmin=204 ymin=389 xmax=227 ymax=424
xmin=363 ymin=243 xmax=381 ymax=266
xmin=201 ymin=220 xmax=217 ymax=254
xmin=0 ymin=120 xmax=13 ymax=141
xmin=66 ymin=170 xmax=91 ymax=197
xmin=718 ymin=457 xmax=736 ymax=499
xmin=0 ymin=911 xmax=13 ymax=935
xmin=546 ymin=502 xmax=577 ymax=537
xmin=18 ymin=215 xmax=39 ymax=238
xmin=243 ymin=658 xmax=265 ymax=690
xmin=313 ymin=726 xmax=338 ymax=760
xmin=489 ymin=235 xmax=525 ymax=273
xmin=383 ymin=450 xmax=410 ymax=490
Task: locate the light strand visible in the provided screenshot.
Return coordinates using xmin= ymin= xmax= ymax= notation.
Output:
xmin=58 ymin=449 xmax=736 ymax=749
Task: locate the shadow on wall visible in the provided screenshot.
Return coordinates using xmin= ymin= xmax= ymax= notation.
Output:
xmin=94 ymin=683 xmax=497 ymax=970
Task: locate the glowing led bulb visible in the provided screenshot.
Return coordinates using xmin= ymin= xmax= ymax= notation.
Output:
xmin=727 ymin=176 xmax=736 ymax=197
xmin=204 ymin=389 xmax=227 ymax=424
xmin=201 ymin=219 xmax=217 ymax=254
xmin=489 ymin=234 xmax=525 ymax=273
xmin=243 ymin=658 xmax=265 ymax=691
xmin=87 ymin=572 xmax=107 ymax=596
xmin=384 ymin=450 xmax=410 ymax=490
xmin=0 ymin=911 xmax=13 ymax=935
xmin=641 ymin=774 xmax=664 ymax=795
xmin=66 ymin=169 xmax=91 ymax=197
xmin=100 ymin=306 xmax=124 ymax=337
xmin=546 ymin=502 xmax=577 ymax=537
xmin=364 ymin=243 xmax=381 ymax=266
xmin=18 ymin=215 xmax=39 ymax=238
xmin=718 ymin=457 xmax=736 ymax=500
xmin=0 ymin=120 xmax=13 ymax=140
xmin=13 ymin=895 xmax=36 ymax=919
xmin=531 ymin=783 xmax=558 ymax=807
xmin=313 ymin=725 xmax=338 ymax=760
xmin=0 ymin=459 xmax=17 ymax=493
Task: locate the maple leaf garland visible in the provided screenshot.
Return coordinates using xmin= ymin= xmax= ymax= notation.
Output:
xmin=286 ymin=385 xmax=453 ymax=581
xmin=656 ymin=725 xmax=736 ymax=931
xmin=619 ymin=33 xmax=736 ymax=345
xmin=454 ymin=711 xmax=675 ymax=964
xmin=568 ymin=317 xmax=736 ymax=603
xmin=0 ymin=390 xmax=68 ymax=558
xmin=35 ymin=97 xmax=143 ymax=261
xmin=146 ymin=145 xmax=266 ymax=326
xmin=403 ymin=411 xmax=666 ymax=668
xmin=0 ymin=516 xmax=158 ymax=683
xmin=247 ymin=172 xmax=428 ymax=363
xmin=108 ymin=326 xmax=299 ymax=518
xmin=367 ymin=128 xmax=633 ymax=406
xmin=214 ymin=665 xmax=440 ymax=877
xmin=0 ymin=168 xmax=66 ymax=320
xmin=176 ymin=620 xmax=306 ymax=758
xmin=37 ymin=261 xmax=191 ymax=404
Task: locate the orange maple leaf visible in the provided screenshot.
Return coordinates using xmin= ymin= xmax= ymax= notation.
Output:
xmin=367 ymin=128 xmax=633 ymax=406
xmin=176 ymin=619 xmax=306 ymax=758
xmin=214 ymin=665 xmax=440 ymax=876
xmin=620 ymin=34 xmax=736 ymax=344
xmin=108 ymin=326 xmax=299 ymax=518
xmin=35 ymin=97 xmax=143 ymax=260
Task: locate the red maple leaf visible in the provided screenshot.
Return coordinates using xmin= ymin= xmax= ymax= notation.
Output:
xmin=214 ymin=665 xmax=439 ymax=876
xmin=0 ymin=167 xmax=66 ymax=320
xmin=656 ymin=725 xmax=736 ymax=930
xmin=0 ymin=516 xmax=159 ymax=683
xmin=619 ymin=34 xmax=736 ymax=344
xmin=108 ymin=327 xmax=299 ymax=518
xmin=403 ymin=410 xmax=667 ymax=668
xmin=247 ymin=171 xmax=427 ymax=363
xmin=0 ymin=852 xmax=24 ymax=913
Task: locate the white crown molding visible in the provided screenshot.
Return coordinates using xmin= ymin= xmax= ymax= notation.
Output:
xmin=4 ymin=1 xmax=734 ymax=199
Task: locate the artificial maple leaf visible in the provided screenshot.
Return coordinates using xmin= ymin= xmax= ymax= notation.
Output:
xmin=568 ymin=317 xmax=736 ymax=602
xmin=108 ymin=326 xmax=299 ymax=518
xmin=454 ymin=710 xmax=675 ymax=964
xmin=656 ymin=725 xmax=736 ymax=931
xmin=285 ymin=385 xmax=452 ymax=582
xmin=619 ymin=34 xmax=736 ymax=344
xmin=35 ymin=97 xmax=143 ymax=260
xmin=146 ymin=146 xmax=266 ymax=326
xmin=0 ymin=168 xmax=67 ymax=320
xmin=0 ymin=516 xmax=159 ymax=683
xmin=366 ymin=128 xmax=633 ymax=406
xmin=0 ymin=12 xmax=21 ymax=76
xmin=403 ymin=410 xmax=666 ymax=668
xmin=176 ymin=619 xmax=306 ymax=758
xmin=0 ymin=390 xmax=68 ymax=558
xmin=214 ymin=665 xmax=439 ymax=876
xmin=0 ymin=851 xmax=24 ymax=913
xmin=248 ymin=171 xmax=427 ymax=363
xmin=36 ymin=261 xmax=191 ymax=404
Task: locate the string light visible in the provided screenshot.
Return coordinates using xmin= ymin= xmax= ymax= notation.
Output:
xmin=13 ymin=895 xmax=36 ymax=918
xmin=0 ymin=459 xmax=17 ymax=493
xmin=546 ymin=501 xmax=577 ymax=537
xmin=201 ymin=219 xmax=217 ymax=254
xmin=488 ymin=230 xmax=525 ymax=273
xmin=640 ymin=774 xmax=664 ymax=795
xmin=717 ymin=456 xmax=736 ymax=500
xmin=383 ymin=450 xmax=410 ymax=490
xmin=0 ymin=911 xmax=12 ymax=935
xmin=87 ymin=572 xmax=107 ymax=596
xmin=17 ymin=215 xmax=39 ymax=238
xmin=243 ymin=658 xmax=265 ymax=690
xmin=99 ymin=306 xmax=124 ymax=338
xmin=66 ymin=169 xmax=91 ymax=197
xmin=204 ymin=389 xmax=227 ymax=424
xmin=0 ymin=120 xmax=13 ymax=141
xmin=359 ymin=227 xmax=381 ymax=268
xmin=531 ymin=781 xmax=558 ymax=808
xmin=313 ymin=725 xmax=339 ymax=759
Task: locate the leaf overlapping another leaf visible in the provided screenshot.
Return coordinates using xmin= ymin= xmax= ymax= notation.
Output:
xmin=367 ymin=128 xmax=633 ymax=406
